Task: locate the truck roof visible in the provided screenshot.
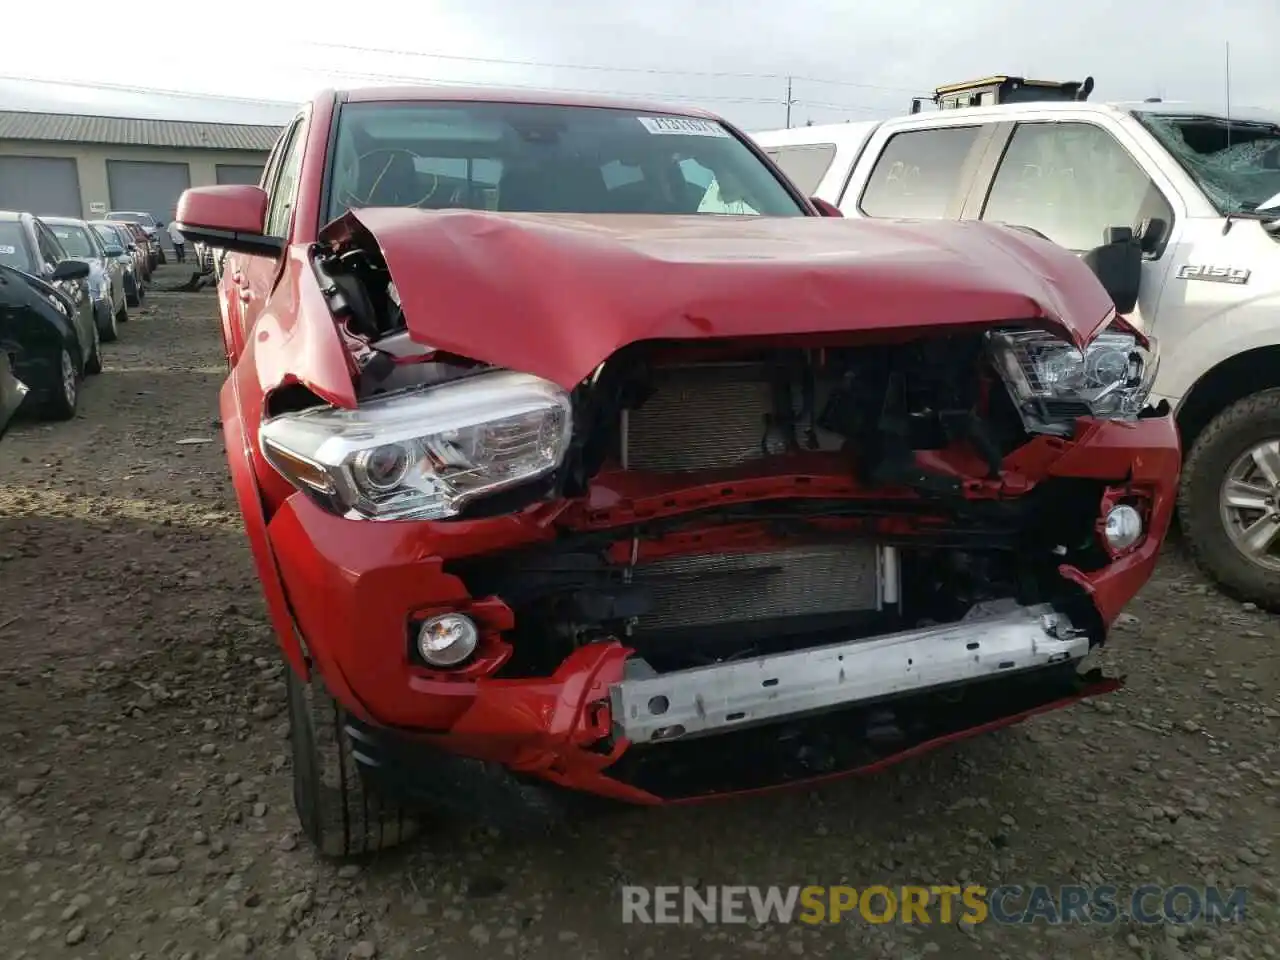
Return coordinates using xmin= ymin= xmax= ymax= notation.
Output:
xmin=751 ymin=100 xmax=1280 ymax=148
xmin=328 ymin=85 xmax=720 ymax=120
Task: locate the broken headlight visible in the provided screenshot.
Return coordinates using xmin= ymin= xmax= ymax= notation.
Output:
xmin=259 ymin=370 xmax=572 ymax=521
xmin=986 ymin=329 xmax=1159 ymax=435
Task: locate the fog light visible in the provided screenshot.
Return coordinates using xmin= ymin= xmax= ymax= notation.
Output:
xmin=1104 ymin=504 xmax=1144 ymax=551
xmin=415 ymin=613 xmax=479 ymax=667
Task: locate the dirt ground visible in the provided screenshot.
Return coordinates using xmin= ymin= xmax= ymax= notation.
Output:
xmin=1 ymin=269 xmax=1277 ymax=960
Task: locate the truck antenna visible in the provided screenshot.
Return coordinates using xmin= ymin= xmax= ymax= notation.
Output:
xmin=1225 ymin=41 xmax=1232 ymax=148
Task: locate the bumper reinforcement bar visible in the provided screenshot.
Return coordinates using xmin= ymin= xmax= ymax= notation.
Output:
xmin=610 ymin=600 xmax=1090 ymax=743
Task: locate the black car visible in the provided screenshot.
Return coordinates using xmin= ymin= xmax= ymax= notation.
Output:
xmin=0 ymin=349 xmax=27 ymax=439
xmin=0 ymin=212 xmax=101 ymax=419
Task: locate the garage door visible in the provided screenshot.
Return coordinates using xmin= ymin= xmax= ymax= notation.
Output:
xmin=0 ymin=156 xmax=83 ymax=217
xmin=106 ymin=159 xmax=191 ymax=249
xmin=216 ymin=164 xmax=265 ymax=186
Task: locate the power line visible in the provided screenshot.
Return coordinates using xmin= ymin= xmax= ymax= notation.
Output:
xmin=0 ymin=74 xmax=295 ymax=109
xmin=305 ymin=40 xmax=920 ymax=94
xmin=789 ymin=74 xmax=919 ymax=94
xmin=295 ymin=62 xmax=885 ymax=112
xmin=305 ymin=41 xmax=791 ymax=82
xmin=0 ymin=70 xmax=889 ymax=124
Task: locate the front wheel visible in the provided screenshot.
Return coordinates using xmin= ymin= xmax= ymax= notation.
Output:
xmin=43 ymin=346 xmax=79 ymax=421
xmin=1179 ymin=388 xmax=1280 ymax=611
xmin=97 ymin=300 xmax=118 ymax=343
xmin=286 ymin=667 xmax=418 ymax=858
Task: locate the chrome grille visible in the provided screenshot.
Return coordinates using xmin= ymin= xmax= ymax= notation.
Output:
xmin=623 ymin=362 xmax=843 ymax=473
xmin=633 ymin=544 xmax=882 ymax=632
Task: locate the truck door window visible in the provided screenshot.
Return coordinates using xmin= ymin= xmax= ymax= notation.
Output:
xmin=765 ymin=143 xmax=837 ymax=194
xmin=982 ymin=121 xmax=1173 ymax=253
xmin=859 ymin=127 xmax=982 ymax=218
xmin=266 ymin=122 xmax=306 ymax=238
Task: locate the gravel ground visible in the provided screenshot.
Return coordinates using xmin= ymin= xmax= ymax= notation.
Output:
xmin=1 ymin=268 xmax=1277 ymax=960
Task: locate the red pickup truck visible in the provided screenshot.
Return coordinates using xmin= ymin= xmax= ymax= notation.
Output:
xmin=175 ymin=85 xmax=1179 ymax=859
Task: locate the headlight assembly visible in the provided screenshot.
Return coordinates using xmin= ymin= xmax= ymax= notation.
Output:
xmin=259 ymin=370 xmax=573 ymax=521
xmin=986 ymin=328 xmax=1159 ymax=435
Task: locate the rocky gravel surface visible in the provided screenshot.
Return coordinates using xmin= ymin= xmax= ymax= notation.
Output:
xmin=1 ymin=268 xmax=1277 ymax=960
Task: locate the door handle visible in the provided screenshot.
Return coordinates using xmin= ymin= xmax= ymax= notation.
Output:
xmin=231 ymin=270 xmax=244 ymax=284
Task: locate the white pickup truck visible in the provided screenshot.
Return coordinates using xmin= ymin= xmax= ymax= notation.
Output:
xmin=753 ymin=99 xmax=1280 ymax=609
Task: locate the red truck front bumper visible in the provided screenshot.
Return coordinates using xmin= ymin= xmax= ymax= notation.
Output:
xmin=258 ymin=413 xmax=1179 ymax=809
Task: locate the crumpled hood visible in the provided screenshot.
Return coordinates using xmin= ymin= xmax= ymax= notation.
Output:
xmin=324 ymin=208 xmax=1116 ymax=390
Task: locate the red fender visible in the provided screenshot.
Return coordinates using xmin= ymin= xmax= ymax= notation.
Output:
xmin=219 ymin=376 xmax=310 ymax=680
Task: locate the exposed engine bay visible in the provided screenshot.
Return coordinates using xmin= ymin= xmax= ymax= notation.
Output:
xmin=304 ymin=238 xmax=1119 ymax=685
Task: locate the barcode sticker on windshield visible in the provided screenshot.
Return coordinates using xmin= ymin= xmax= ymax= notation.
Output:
xmin=638 ymin=116 xmax=730 ymax=137
xmin=0 ymin=245 xmax=14 ymax=255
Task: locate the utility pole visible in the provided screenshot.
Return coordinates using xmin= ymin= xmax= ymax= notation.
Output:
xmin=785 ymin=76 xmax=794 ymax=129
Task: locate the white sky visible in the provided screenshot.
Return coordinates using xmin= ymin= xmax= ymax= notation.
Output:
xmin=0 ymin=0 xmax=1277 ymax=130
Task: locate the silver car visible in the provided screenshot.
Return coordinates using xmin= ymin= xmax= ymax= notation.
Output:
xmin=43 ymin=217 xmax=129 ymax=343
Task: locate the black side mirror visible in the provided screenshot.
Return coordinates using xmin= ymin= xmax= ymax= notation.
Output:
xmin=50 ymin=259 xmax=90 ymax=282
xmin=1137 ymin=217 xmax=1168 ymax=255
xmin=1082 ymin=227 xmax=1142 ymax=315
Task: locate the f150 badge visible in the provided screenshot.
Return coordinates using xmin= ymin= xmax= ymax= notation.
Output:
xmin=1177 ymin=264 xmax=1251 ymax=285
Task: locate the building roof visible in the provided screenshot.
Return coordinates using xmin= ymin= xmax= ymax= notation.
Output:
xmin=0 ymin=110 xmax=283 ymax=152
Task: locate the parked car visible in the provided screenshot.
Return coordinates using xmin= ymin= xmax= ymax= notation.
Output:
xmin=107 ymin=211 xmax=165 ymax=267
xmin=0 ymin=350 xmax=26 ymax=439
xmin=112 ymin=221 xmax=154 ymax=281
xmin=175 ymin=86 xmax=1181 ymax=858
xmin=90 ymin=220 xmax=146 ymax=306
xmin=0 ymin=251 xmax=97 ymax=420
xmin=752 ymin=91 xmax=1280 ymax=610
xmin=44 ymin=216 xmax=129 ymax=343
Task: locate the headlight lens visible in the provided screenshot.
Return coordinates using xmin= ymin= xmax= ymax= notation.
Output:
xmin=986 ymin=328 xmax=1159 ymax=435
xmin=259 ymin=370 xmax=573 ymax=521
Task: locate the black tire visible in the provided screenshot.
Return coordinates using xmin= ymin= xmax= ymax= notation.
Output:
xmin=125 ymin=279 xmax=140 ymax=308
xmin=286 ymin=666 xmax=418 ymax=858
xmin=97 ymin=301 xmax=119 ymax=344
xmin=84 ymin=324 xmax=103 ymax=376
xmin=1178 ymin=388 xmax=1280 ymax=611
xmin=43 ymin=346 xmax=79 ymax=421
xmin=116 ymin=301 xmax=129 ymax=327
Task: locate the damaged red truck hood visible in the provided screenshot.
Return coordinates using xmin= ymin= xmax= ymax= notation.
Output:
xmin=323 ymin=208 xmax=1117 ymax=390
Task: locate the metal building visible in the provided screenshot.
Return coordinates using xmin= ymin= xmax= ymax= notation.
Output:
xmin=0 ymin=109 xmax=282 ymax=246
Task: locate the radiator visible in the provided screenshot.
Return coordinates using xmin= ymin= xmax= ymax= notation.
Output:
xmin=632 ymin=543 xmax=893 ymax=632
xmin=622 ymin=362 xmax=845 ymax=473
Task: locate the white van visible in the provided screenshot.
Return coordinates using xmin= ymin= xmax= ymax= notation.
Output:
xmin=754 ymin=102 xmax=1280 ymax=609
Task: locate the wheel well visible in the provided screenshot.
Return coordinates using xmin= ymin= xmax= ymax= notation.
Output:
xmin=1176 ymin=345 xmax=1280 ymax=456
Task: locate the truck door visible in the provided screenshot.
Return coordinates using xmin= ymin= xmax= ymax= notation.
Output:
xmin=970 ymin=119 xmax=1179 ymax=333
xmin=223 ymin=115 xmax=306 ymax=363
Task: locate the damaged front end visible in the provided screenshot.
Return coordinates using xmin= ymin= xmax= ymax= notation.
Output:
xmin=258 ymin=211 xmax=1178 ymax=808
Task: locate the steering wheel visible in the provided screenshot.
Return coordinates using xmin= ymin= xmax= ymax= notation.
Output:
xmin=338 ymin=148 xmax=440 ymax=208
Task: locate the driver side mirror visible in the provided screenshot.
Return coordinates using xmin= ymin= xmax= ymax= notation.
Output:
xmin=51 ymin=259 xmax=90 ymax=281
xmin=811 ymin=197 xmax=843 ymax=218
xmin=174 ymin=185 xmax=283 ymax=257
xmin=1082 ymin=226 xmax=1142 ymax=315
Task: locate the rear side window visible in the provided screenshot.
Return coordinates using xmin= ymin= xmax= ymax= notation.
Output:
xmin=859 ymin=127 xmax=982 ymax=219
xmin=765 ymin=143 xmax=837 ymax=194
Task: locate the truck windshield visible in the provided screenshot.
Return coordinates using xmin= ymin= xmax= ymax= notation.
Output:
xmin=1138 ymin=111 xmax=1280 ymax=217
xmin=324 ymin=101 xmax=806 ymax=223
